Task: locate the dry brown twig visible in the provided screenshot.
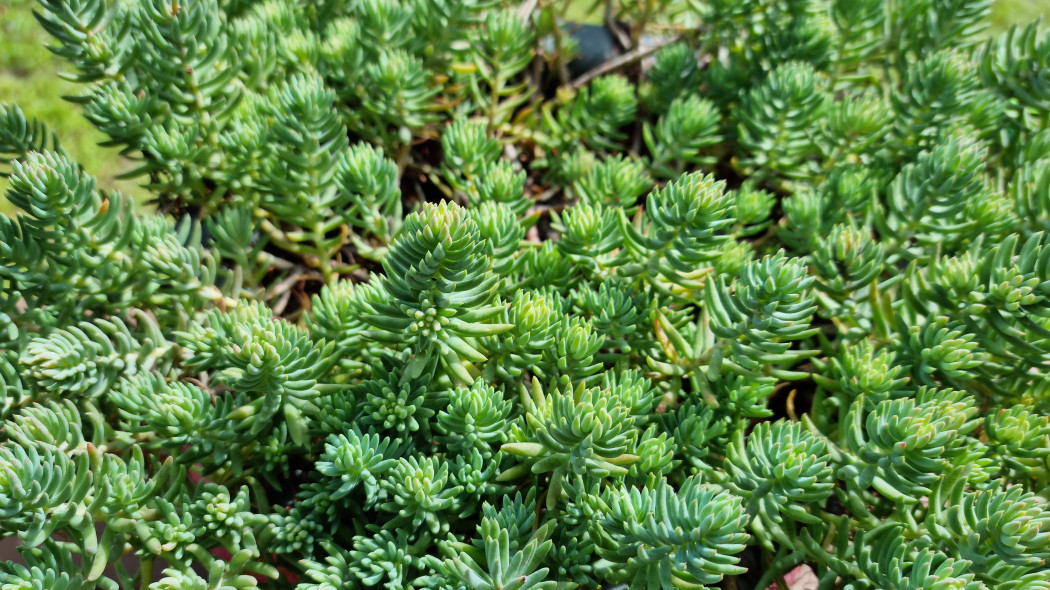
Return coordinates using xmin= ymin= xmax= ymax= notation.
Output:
xmin=570 ymin=33 xmax=684 ymax=89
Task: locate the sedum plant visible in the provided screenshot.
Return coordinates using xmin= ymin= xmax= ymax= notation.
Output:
xmin=2 ymin=0 xmax=1050 ymax=589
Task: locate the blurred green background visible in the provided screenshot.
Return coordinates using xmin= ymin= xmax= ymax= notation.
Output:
xmin=990 ymin=0 xmax=1050 ymax=31
xmin=1 ymin=0 xmax=1048 ymax=215
xmin=0 ymin=0 xmax=145 ymax=206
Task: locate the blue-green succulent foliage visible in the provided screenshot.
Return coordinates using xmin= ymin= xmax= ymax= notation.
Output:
xmin=1 ymin=0 xmax=1049 ymax=588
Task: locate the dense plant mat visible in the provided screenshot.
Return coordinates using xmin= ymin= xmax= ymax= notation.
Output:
xmin=2 ymin=0 xmax=1050 ymax=588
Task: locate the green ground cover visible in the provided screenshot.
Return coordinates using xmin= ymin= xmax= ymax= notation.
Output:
xmin=1 ymin=0 xmax=1047 ymax=215
xmin=1 ymin=0 xmax=145 ymax=211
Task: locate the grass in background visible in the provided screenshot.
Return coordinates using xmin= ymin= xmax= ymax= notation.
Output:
xmin=0 ymin=0 xmax=144 ymax=214
xmin=991 ymin=0 xmax=1050 ymax=32
xmin=0 ymin=0 xmax=1048 ymax=216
